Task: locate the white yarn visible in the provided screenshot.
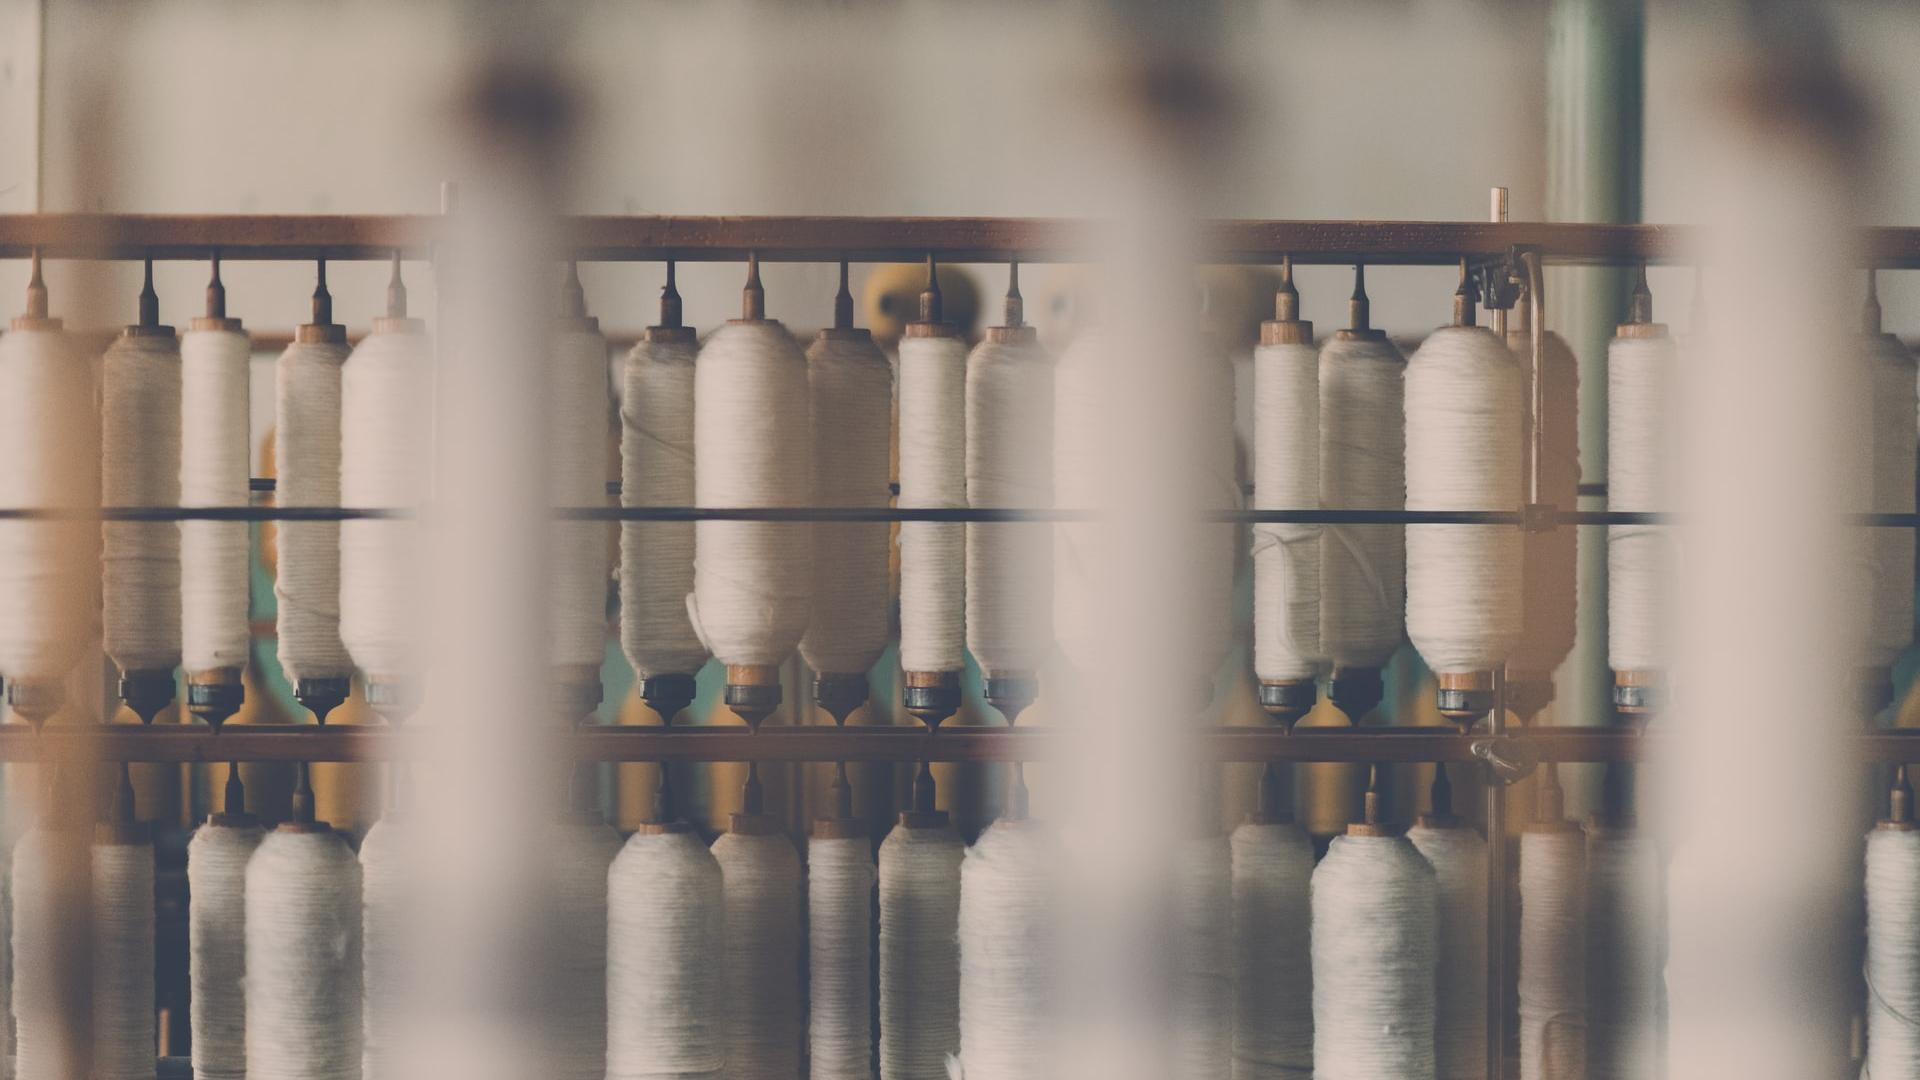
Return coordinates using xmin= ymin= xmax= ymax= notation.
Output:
xmin=880 ymin=822 xmax=963 ymax=1080
xmin=690 ymin=322 xmax=813 ymax=668
xmin=1507 ymin=331 xmax=1581 ymax=680
xmin=548 ymin=819 xmax=621 ymax=1080
xmin=1310 ymin=833 xmax=1437 ymax=1080
xmin=180 ymin=326 xmax=253 ymax=674
xmin=1864 ymin=334 xmax=1916 ymax=669
xmin=1252 ymin=339 xmax=1323 ymax=681
xmin=1408 ymin=821 xmax=1488 ymax=1080
xmin=245 ymin=828 xmax=364 ymax=1080
xmin=713 ymin=830 xmax=804 ymax=1079
xmin=801 ymin=332 xmax=894 ymax=677
xmin=809 ymin=833 xmax=876 ymax=1080
xmin=954 ymin=819 xmax=1056 ymax=1080
xmin=187 ymin=819 xmax=264 ymax=1079
xmin=1173 ymin=835 xmax=1232 ymax=1079
xmin=550 ymin=327 xmax=613 ymax=672
xmin=1584 ymin=824 xmax=1660 ymax=1080
xmin=15 ymin=826 xmax=87 ymax=1080
xmin=339 ymin=328 xmax=434 ymax=683
xmin=1866 ymin=827 xmax=1920 ymax=1078
xmin=102 ymin=332 xmax=183 ymax=675
xmin=1518 ymin=827 xmax=1587 ymax=1080
xmin=1404 ymin=326 xmax=1525 ymax=675
xmin=607 ymin=830 xmax=725 ymax=1079
xmin=274 ymin=338 xmax=356 ymax=684
xmin=1318 ymin=335 xmax=1406 ymax=670
xmin=360 ymin=818 xmax=409 ymax=1080
xmin=1605 ymin=334 xmax=1677 ymax=675
xmin=965 ymin=337 xmax=1054 ymax=677
xmin=620 ymin=336 xmax=709 ymax=679
xmin=1229 ymin=819 xmax=1313 ymax=1080
xmin=92 ymin=835 xmax=156 ymax=1080
xmin=899 ymin=334 xmax=970 ymax=674
xmin=0 ymin=328 xmax=98 ymax=684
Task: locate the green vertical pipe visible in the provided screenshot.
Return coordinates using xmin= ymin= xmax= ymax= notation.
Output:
xmin=1547 ymin=0 xmax=1644 ymax=744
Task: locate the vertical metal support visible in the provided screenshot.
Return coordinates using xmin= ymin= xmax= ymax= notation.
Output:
xmin=1485 ymin=667 xmax=1510 ymax=1080
xmin=1525 ymin=249 xmax=1547 ymax=509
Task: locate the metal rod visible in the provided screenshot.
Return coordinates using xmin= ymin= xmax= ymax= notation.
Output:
xmin=6 ymin=213 xmax=1920 ymax=266
xmin=1485 ymin=668 xmax=1510 ymax=1080
xmin=1526 ymin=249 xmax=1548 ymax=508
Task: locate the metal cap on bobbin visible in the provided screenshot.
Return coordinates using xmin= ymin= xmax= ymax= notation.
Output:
xmin=984 ymin=673 xmax=1038 ymax=728
xmin=814 ymin=672 xmax=870 ymax=727
xmin=1345 ymin=763 xmax=1398 ymax=838
xmin=122 ymin=257 xmax=173 ymax=339
xmin=1260 ymin=255 xmax=1312 ymax=347
xmin=983 ymin=260 xmax=1037 ymax=346
xmin=96 ymin=764 xmax=151 ymax=846
xmin=640 ymin=673 xmax=699 ymax=727
xmin=1259 ymin=679 xmax=1317 ymax=730
xmin=1417 ymin=762 xmax=1461 ymax=830
xmin=643 ymin=260 xmax=696 ymax=345
xmin=373 ymin=251 xmax=425 ymax=335
xmin=1612 ymin=670 xmax=1661 ymax=720
xmin=13 ymin=249 xmax=61 ymax=332
xmin=723 ymin=664 xmax=783 ymax=730
xmin=1880 ymin=765 xmax=1915 ymax=831
xmin=905 ymin=670 xmax=963 ymax=728
xmin=190 ymin=252 xmax=243 ymax=333
xmin=1614 ymin=264 xmax=1668 ymax=341
xmin=1450 ymin=258 xmax=1478 ymax=329
xmin=1327 ymin=666 xmax=1384 ymax=723
xmin=903 ymin=253 xmax=957 ymax=340
xmin=296 ymin=259 xmax=348 ymax=345
xmin=119 ymin=670 xmax=175 ymax=725
xmin=555 ymin=260 xmax=599 ymax=333
xmin=208 ymin=764 xmax=257 ymax=830
xmin=817 ymin=261 xmax=874 ymax=344
xmin=187 ymin=669 xmax=245 ymax=731
xmin=1435 ymin=671 xmax=1495 ymax=730
xmin=1336 ymin=263 xmax=1387 ymax=342
xmin=294 ymin=678 xmax=352 ymax=726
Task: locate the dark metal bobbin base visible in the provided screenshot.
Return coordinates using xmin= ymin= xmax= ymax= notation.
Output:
xmin=724 ymin=664 xmax=782 ymax=729
xmin=1435 ymin=671 xmax=1495 ymax=730
xmin=186 ymin=670 xmax=245 ymax=731
xmin=814 ymin=673 xmax=871 ymax=726
xmin=1258 ymin=679 xmax=1317 ymax=730
xmin=904 ymin=670 xmax=962 ymax=728
xmin=294 ymin=677 xmax=352 ymax=726
xmin=6 ymin=678 xmax=64 ymax=729
xmin=1611 ymin=671 xmax=1661 ymax=720
xmin=365 ymin=679 xmax=418 ymax=724
xmin=984 ymin=674 xmax=1039 ymax=726
xmin=1327 ymin=666 xmax=1383 ymax=724
xmin=119 ymin=669 xmax=176 ymax=725
xmin=640 ymin=673 xmax=699 ymax=726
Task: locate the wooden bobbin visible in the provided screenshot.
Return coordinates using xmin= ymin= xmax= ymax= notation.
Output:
xmin=295 ymin=259 xmax=348 ymax=345
xmin=121 ymin=257 xmax=174 ymax=340
xmin=983 ymin=259 xmax=1036 ymax=346
xmin=554 ymin=260 xmax=599 ymax=334
xmin=1878 ymin=765 xmax=1915 ymax=832
xmin=11 ymin=249 xmax=60 ymax=332
xmin=372 ymin=251 xmax=425 ymax=336
xmin=189 ymin=253 xmax=242 ymax=333
xmin=1259 ymin=254 xmax=1313 ymax=347
xmin=1345 ymin=763 xmax=1400 ymax=838
xmin=811 ymin=761 xmax=863 ymax=840
xmin=903 ymin=253 xmax=957 ymax=341
xmin=1336 ymin=264 xmax=1387 ymax=343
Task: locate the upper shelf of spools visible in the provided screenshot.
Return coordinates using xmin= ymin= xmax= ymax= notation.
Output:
xmin=5 ymin=213 xmax=1920 ymax=266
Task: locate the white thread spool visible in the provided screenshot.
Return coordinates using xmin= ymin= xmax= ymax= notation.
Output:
xmin=1867 ymin=791 xmax=1920 ymax=1080
xmin=607 ymin=828 xmax=725 ymax=1079
xmin=1174 ymin=834 xmax=1233 ymax=1079
xmin=954 ymin=818 xmax=1056 ymax=1080
xmin=1408 ymin=786 xmax=1487 ymax=1080
xmin=1252 ymin=276 xmax=1323 ymax=692
xmin=1318 ymin=276 xmax=1406 ymax=681
xmin=689 ymin=276 xmax=813 ymax=670
xmin=14 ymin=823 xmax=88 ymax=1080
xmin=188 ymin=809 xmax=264 ymax=1080
xmin=180 ymin=296 xmax=253 ymax=679
xmin=802 ymin=277 xmax=894 ymax=681
xmin=1310 ymin=828 xmax=1437 ymax=1080
xmin=359 ymin=817 xmax=407 ymax=1080
xmin=714 ymin=824 xmax=804 ymax=1080
xmin=809 ymin=822 xmax=876 ymax=1080
xmin=550 ymin=269 xmax=613 ymax=683
xmin=965 ymin=284 xmax=1053 ymax=683
xmin=1606 ymin=286 xmax=1676 ymax=703
xmin=1230 ymin=784 xmax=1314 ymax=1080
xmin=898 ymin=280 xmax=969 ymax=677
xmin=1519 ymin=773 xmax=1587 ymax=1080
xmin=1584 ymin=818 xmax=1659 ymax=1080
xmin=93 ymin=821 xmax=156 ymax=1080
xmin=274 ymin=279 xmax=356 ymax=695
xmin=620 ymin=274 xmax=709 ymax=690
xmin=101 ymin=312 xmax=183 ymax=686
xmin=0 ymin=280 xmax=98 ymax=707
xmin=879 ymin=817 xmax=963 ymax=1080
xmin=547 ymin=815 xmax=621 ymax=1080
xmin=339 ymin=289 xmax=433 ymax=693
xmin=1862 ymin=318 xmax=1916 ymax=674
xmin=1404 ymin=291 xmax=1525 ymax=679
xmin=1505 ymin=320 xmax=1581 ymax=709
xmin=245 ymin=824 xmax=363 ymax=1080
